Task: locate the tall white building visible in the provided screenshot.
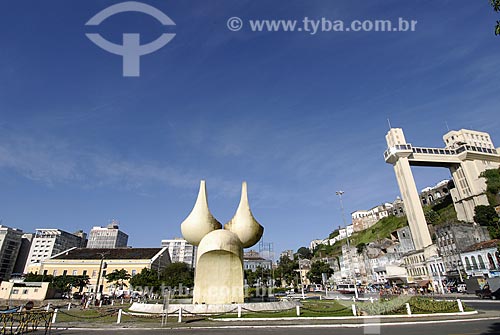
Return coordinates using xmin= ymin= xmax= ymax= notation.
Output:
xmin=161 ymin=238 xmax=197 ymax=268
xmin=24 ymin=229 xmax=87 ymax=273
xmin=87 ymin=221 xmax=128 ymax=249
xmin=0 ymin=225 xmax=23 ymax=281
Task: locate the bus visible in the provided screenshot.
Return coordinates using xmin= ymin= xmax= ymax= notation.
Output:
xmin=335 ymin=284 xmax=356 ymax=294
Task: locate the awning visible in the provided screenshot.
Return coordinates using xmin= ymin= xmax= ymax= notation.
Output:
xmin=388 ymin=277 xmax=408 ymax=285
xmin=416 ymin=280 xmax=430 ymax=287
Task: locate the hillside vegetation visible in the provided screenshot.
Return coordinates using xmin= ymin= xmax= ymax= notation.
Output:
xmin=423 ymin=195 xmax=459 ymax=225
xmin=314 ymin=215 xmax=407 ymax=258
xmin=314 ymin=195 xmax=459 ymax=258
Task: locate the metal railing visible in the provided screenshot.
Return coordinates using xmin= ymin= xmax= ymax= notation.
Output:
xmin=384 ymin=143 xmax=497 ymax=160
xmin=0 ymin=309 xmax=53 ymax=335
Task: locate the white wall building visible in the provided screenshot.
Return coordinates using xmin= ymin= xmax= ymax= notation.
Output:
xmin=243 ymin=250 xmax=272 ymax=272
xmin=461 ymin=240 xmax=500 ymax=278
xmin=161 ymin=238 xmax=197 ymax=268
xmin=339 ymin=225 xmax=354 ymax=240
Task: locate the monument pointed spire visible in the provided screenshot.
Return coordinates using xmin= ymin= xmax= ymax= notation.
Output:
xmin=224 ymin=181 xmax=264 ymax=248
xmin=181 ymin=180 xmax=222 ymax=246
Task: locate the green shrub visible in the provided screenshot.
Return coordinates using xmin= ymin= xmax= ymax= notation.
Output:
xmin=354 ymin=296 xmax=465 ymax=316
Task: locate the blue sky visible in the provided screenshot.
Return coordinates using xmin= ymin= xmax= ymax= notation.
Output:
xmin=1 ymin=0 xmax=499 ymax=256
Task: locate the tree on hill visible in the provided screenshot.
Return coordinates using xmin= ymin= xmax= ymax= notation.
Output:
xmin=307 ymin=260 xmax=333 ymax=284
xmin=296 ymin=247 xmax=312 ymax=259
xmin=474 ymin=205 xmax=500 ymax=239
xmin=328 ymin=229 xmax=340 ymax=240
xmin=424 ymin=207 xmax=440 ymax=225
xmin=481 ymin=168 xmax=500 ymax=205
xmin=356 ymin=242 xmax=366 ymax=254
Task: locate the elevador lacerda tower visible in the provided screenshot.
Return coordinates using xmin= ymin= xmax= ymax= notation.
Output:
xmin=384 ymin=128 xmax=500 ymax=259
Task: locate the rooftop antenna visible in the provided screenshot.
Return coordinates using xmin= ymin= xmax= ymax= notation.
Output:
xmin=387 ymin=118 xmax=392 ymax=129
xmin=445 ymin=121 xmax=450 ymax=132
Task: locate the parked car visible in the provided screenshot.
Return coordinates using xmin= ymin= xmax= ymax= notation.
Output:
xmin=72 ymin=292 xmax=83 ymax=300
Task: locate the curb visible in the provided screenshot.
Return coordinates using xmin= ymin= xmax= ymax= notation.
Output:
xmin=213 ymin=310 xmax=478 ymax=321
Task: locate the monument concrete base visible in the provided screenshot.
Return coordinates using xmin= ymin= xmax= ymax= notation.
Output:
xmin=129 ymin=300 xmax=300 ymax=314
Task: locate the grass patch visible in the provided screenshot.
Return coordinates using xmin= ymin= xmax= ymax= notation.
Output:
xmin=215 ymin=300 xmax=352 ymax=318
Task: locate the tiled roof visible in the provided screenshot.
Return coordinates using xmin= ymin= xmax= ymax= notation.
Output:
xmin=463 ymin=240 xmax=500 ymax=253
xmin=52 ymin=248 xmax=163 ymax=260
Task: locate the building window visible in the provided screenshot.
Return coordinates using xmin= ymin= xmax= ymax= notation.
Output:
xmin=471 ymin=256 xmax=478 ymax=270
xmin=22 ymin=289 xmax=28 ymax=295
xmin=478 ymin=255 xmax=486 ymax=269
xmin=488 ymin=253 xmax=496 ymax=270
xmin=53 ymin=270 xmax=58 ymax=276
xmin=131 ymin=270 xmax=137 ymax=276
xmin=72 ymin=270 xmax=78 ymax=276
xmin=92 ymin=270 xmax=97 ymax=278
xmin=465 ymin=257 xmax=471 ymax=270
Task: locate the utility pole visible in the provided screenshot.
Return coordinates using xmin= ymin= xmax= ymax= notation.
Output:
xmin=336 ymin=190 xmax=359 ymax=300
xmin=157 ymin=253 xmax=163 ymax=280
xmin=95 ymin=252 xmax=109 ymax=300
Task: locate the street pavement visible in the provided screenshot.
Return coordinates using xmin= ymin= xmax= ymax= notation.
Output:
xmin=47 ymin=317 xmax=500 ymax=335
xmin=32 ymin=295 xmax=500 ymax=335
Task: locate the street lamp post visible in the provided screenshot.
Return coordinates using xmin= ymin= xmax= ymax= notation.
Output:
xmin=95 ymin=252 xmax=109 ymax=300
xmin=336 ymin=190 xmax=359 ymax=300
xmin=297 ymin=255 xmax=306 ymax=300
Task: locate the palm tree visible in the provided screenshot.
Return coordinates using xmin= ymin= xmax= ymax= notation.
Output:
xmin=105 ymin=269 xmax=131 ymax=297
xmin=72 ymin=275 xmax=90 ymax=294
xmin=492 ymin=0 xmax=500 ymax=12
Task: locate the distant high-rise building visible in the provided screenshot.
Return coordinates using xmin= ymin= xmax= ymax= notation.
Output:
xmin=25 ymin=228 xmax=87 ymax=273
xmin=13 ymin=233 xmax=34 ymax=275
xmin=279 ymin=250 xmax=294 ymax=261
xmin=0 ymin=225 xmax=23 ymax=281
xmin=161 ymin=238 xmax=196 ymax=268
xmin=87 ymin=220 xmax=128 ymax=249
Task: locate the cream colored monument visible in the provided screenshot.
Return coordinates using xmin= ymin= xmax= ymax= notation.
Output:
xmin=181 ymin=180 xmax=263 ymax=304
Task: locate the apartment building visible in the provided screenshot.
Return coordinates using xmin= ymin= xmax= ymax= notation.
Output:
xmin=24 ymin=229 xmax=87 ymax=273
xmin=87 ymin=221 xmax=128 ymax=249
